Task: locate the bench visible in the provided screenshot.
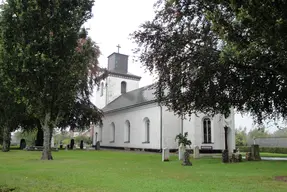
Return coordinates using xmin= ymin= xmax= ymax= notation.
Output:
xmin=201 ymin=146 xmax=213 ymax=150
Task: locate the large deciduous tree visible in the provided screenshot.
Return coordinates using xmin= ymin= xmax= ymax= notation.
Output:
xmin=132 ymin=0 xmax=287 ymax=123
xmin=0 ymin=0 xmax=102 ymax=159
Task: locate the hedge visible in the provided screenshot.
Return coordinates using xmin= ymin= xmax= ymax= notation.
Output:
xmin=237 ymin=146 xmax=287 ymax=154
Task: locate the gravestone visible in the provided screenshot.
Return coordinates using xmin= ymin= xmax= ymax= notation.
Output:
xmin=193 ymin=145 xmax=200 ymax=159
xmin=162 ymin=148 xmax=170 ymax=162
xmin=251 ymin=144 xmax=261 ymax=161
xmin=80 ymin=140 xmax=84 ymax=150
xmin=178 ymin=143 xmax=185 ymax=160
xmin=70 ymin=139 xmax=75 ymax=150
xmin=20 ymin=139 xmax=26 ymax=150
xmin=222 ymin=150 xmax=229 ymax=163
xmin=95 ymin=141 xmax=100 ymax=150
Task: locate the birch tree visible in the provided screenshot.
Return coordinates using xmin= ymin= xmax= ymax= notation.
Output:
xmin=0 ymin=0 xmax=102 ymax=159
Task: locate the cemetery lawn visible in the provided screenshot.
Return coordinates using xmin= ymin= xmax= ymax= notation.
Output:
xmin=0 ymin=150 xmax=287 ymax=192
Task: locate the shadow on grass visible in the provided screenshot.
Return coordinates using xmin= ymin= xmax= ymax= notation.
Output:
xmin=0 ymin=185 xmax=17 ymax=192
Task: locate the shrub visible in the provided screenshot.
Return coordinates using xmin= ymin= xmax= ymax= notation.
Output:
xmin=237 ymin=146 xmax=287 ymax=154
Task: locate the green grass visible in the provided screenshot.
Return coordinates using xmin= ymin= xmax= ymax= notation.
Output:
xmin=258 ymin=153 xmax=287 ymax=158
xmin=0 ymin=150 xmax=287 ymax=192
xmin=240 ymin=152 xmax=287 ymax=158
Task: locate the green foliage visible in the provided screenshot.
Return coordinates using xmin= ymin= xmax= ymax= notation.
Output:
xmin=0 ymin=0 xmax=102 ymax=158
xmin=0 ymin=128 xmax=2 ymax=144
xmin=235 ymin=127 xmax=248 ymax=146
xmin=53 ymin=131 xmax=70 ymax=145
xmin=238 ymin=146 xmax=287 ymax=154
xmin=74 ymin=135 xmax=92 ymax=145
xmin=132 ymin=0 xmax=287 ymax=123
xmin=247 ymin=127 xmax=271 ymax=140
xmin=175 ymin=132 xmax=191 ymax=147
xmin=13 ymin=130 xmax=37 ymax=146
xmin=272 ymin=128 xmax=287 ymax=137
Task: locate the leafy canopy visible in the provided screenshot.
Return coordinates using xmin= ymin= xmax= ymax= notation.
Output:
xmin=0 ymin=0 xmax=102 ymax=158
xmin=132 ymin=0 xmax=287 ymax=123
xmin=0 ymin=0 xmax=102 ymax=128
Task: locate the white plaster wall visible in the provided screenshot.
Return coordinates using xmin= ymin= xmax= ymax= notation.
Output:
xmin=186 ymin=108 xmax=236 ymax=151
xmin=192 ymin=113 xmax=225 ymax=150
xmin=106 ymin=76 xmax=140 ymax=104
xmin=92 ymin=102 xmax=236 ymax=151
xmin=161 ymin=106 xmax=181 ymax=149
xmin=182 ymin=114 xmax=196 ymax=148
xmin=91 ymin=75 xmax=140 ymax=109
xmin=98 ymin=103 xmax=161 ymax=149
xmin=91 ymin=79 xmax=107 ymax=109
xmin=227 ymin=108 xmax=236 ymax=151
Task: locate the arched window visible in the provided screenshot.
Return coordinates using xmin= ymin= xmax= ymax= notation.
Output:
xmin=124 ymin=120 xmax=130 ymax=143
xmin=110 ymin=122 xmax=115 ymax=143
xmin=143 ymin=118 xmax=150 ymax=143
xmin=203 ymin=118 xmax=212 ymax=143
xmin=121 ymin=81 xmax=127 ymax=94
xmin=100 ymin=82 xmax=104 ymax=96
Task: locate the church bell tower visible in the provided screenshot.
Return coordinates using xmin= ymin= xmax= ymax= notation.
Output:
xmin=92 ymin=45 xmax=141 ymax=109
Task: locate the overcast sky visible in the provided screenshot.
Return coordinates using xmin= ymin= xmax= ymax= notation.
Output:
xmin=84 ymin=0 xmax=280 ymax=132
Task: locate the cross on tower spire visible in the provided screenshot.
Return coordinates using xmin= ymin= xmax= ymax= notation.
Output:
xmin=116 ymin=44 xmax=121 ymax=53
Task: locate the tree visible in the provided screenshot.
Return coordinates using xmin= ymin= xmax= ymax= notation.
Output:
xmin=273 ymin=128 xmax=287 ymax=137
xmin=14 ymin=129 xmax=38 ymax=146
xmin=0 ymin=73 xmax=32 ymax=151
xmin=0 ymin=0 xmax=102 ymax=160
xmin=74 ymin=135 xmax=92 ymax=145
xmin=247 ymin=127 xmax=270 ymax=141
xmin=132 ymin=0 xmax=287 ymax=123
xmin=235 ymin=127 xmax=247 ymax=146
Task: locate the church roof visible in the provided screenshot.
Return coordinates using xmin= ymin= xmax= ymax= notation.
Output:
xmin=108 ymin=69 xmax=141 ymax=80
xmin=97 ymin=68 xmax=141 ymax=81
xmin=102 ymin=84 xmax=157 ymax=113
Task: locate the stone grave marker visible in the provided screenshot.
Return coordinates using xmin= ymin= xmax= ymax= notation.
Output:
xmin=20 ymin=139 xmax=26 ymax=150
xmin=162 ymin=148 xmax=170 ymax=162
xmin=193 ymin=145 xmax=200 ymax=159
xmin=178 ymin=143 xmax=185 ymax=160
xmin=95 ymin=141 xmax=100 ymax=150
xmin=70 ymin=139 xmax=75 ymax=149
xmin=80 ymin=140 xmax=84 ymax=150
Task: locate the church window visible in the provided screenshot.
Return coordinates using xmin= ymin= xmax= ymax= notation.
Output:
xmin=124 ymin=120 xmax=130 ymax=143
xmin=203 ymin=118 xmax=212 ymax=143
xmin=121 ymin=81 xmax=127 ymax=94
xmin=100 ymin=82 xmax=104 ymax=96
xmin=144 ymin=118 xmax=150 ymax=143
xmin=110 ymin=122 xmax=115 ymax=143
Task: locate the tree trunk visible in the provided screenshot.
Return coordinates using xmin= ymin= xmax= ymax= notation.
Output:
xmin=41 ymin=113 xmax=53 ymax=160
xmin=2 ymin=126 xmax=11 ymax=152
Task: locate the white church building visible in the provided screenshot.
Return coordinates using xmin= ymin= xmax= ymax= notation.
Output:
xmin=91 ymin=52 xmax=235 ymax=153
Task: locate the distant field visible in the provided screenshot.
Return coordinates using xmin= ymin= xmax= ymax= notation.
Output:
xmin=0 ymin=150 xmax=287 ymax=192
